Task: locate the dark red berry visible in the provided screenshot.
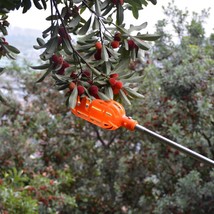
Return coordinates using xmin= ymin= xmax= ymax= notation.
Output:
xmin=89 ymin=85 xmax=99 ymax=97
xmin=77 ymin=85 xmax=85 ymax=96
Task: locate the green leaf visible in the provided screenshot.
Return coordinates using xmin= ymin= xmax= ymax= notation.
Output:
xmin=131 ymin=5 xmax=139 ymax=19
xmin=98 ymin=91 xmax=111 ymax=100
xmin=123 ymin=86 xmax=144 ymax=99
xmin=101 ymin=45 xmax=109 ymax=62
xmin=128 ymin=22 xmax=148 ymax=33
xmin=92 ymin=17 xmax=99 ymax=30
xmin=22 ymin=0 xmax=32 ymax=13
xmin=69 ymin=86 xmax=78 ymax=109
xmin=119 ymin=89 xmax=131 ymax=105
xmin=6 ymin=45 xmax=20 ymax=54
xmin=62 ymin=38 xmax=73 ymax=55
xmin=78 ymin=16 xmax=92 ymax=35
xmin=116 ymin=3 xmax=124 ymax=26
xmin=33 ymin=0 xmax=43 ymax=10
xmin=41 ymin=0 xmax=47 ymax=9
xmin=69 ymin=15 xmax=81 ymax=28
xmin=37 ymin=37 xmax=46 ymax=46
xmin=136 ymin=33 xmax=160 ymax=41
xmin=132 ymin=37 xmax=150 ymax=50
xmin=45 ymin=37 xmax=58 ymax=54
xmin=105 ymin=86 xmax=114 ymax=100
xmin=36 ymin=65 xmax=54 ymax=83
xmin=76 ymin=43 xmax=94 ymax=52
xmin=102 ymin=3 xmax=113 ymax=16
xmin=31 ymin=63 xmax=50 ymax=70
xmin=95 ymin=0 xmax=101 ymax=16
xmin=46 ymin=15 xmax=59 ymax=21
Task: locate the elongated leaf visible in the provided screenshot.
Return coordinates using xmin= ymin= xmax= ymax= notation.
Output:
xmin=76 ymin=43 xmax=94 ymax=52
xmin=4 ymin=45 xmax=20 ymax=54
xmin=98 ymin=91 xmax=111 ymax=100
xmin=102 ymin=3 xmax=113 ymax=16
xmin=41 ymin=0 xmax=47 ymax=9
xmin=31 ymin=63 xmax=50 ymax=70
xmin=33 ymin=0 xmax=43 ymax=9
xmin=78 ymin=16 xmax=92 ymax=35
xmin=37 ymin=37 xmax=46 ymax=46
xmin=46 ymin=37 xmax=58 ymax=54
xmin=95 ymin=0 xmax=101 ymax=16
xmin=92 ymin=17 xmax=99 ymax=30
xmin=101 ymin=45 xmax=109 ymax=62
xmin=128 ymin=22 xmax=148 ymax=33
xmin=69 ymin=15 xmax=81 ymax=28
xmin=123 ymin=86 xmax=144 ymax=99
xmin=136 ymin=33 xmax=160 ymax=41
xmin=132 ymin=37 xmax=150 ymax=50
xmin=131 ymin=5 xmax=139 ymax=19
xmin=116 ymin=3 xmax=124 ymax=26
xmin=105 ymin=86 xmax=113 ymax=100
xmin=119 ymin=89 xmax=131 ymax=105
xmin=46 ymin=15 xmax=59 ymax=21
xmin=36 ymin=65 xmax=54 ymax=83
xmin=69 ymin=86 xmax=78 ymax=109
xmin=62 ymin=38 xmax=73 ymax=55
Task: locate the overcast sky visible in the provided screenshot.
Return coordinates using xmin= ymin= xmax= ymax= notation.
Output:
xmin=8 ymin=0 xmax=213 ymax=35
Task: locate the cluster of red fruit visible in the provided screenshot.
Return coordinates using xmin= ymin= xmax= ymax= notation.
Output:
xmin=51 ymin=54 xmax=70 ymax=75
xmin=108 ymin=73 xmax=123 ymax=95
xmin=94 ymin=32 xmax=121 ymax=60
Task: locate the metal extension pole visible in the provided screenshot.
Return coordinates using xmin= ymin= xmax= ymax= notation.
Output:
xmin=135 ymin=124 xmax=214 ymax=167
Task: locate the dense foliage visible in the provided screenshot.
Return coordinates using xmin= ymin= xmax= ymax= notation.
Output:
xmin=0 ymin=0 xmax=158 ymax=107
xmin=0 ymin=0 xmax=214 ymax=213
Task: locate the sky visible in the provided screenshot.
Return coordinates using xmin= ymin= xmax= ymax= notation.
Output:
xmin=7 ymin=0 xmax=214 ymax=35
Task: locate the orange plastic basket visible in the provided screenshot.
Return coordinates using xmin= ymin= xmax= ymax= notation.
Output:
xmin=71 ymin=97 xmax=137 ymax=131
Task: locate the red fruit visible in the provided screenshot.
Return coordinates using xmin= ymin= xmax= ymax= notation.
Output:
xmin=111 ymin=40 xmax=120 ymax=49
xmin=114 ymin=32 xmax=121 ymax=41
xmin=110 ymin=73 xmax=119 ymax=79
xmin=89 ymin=85 xmax=99 ymax=97
xmin=70 ymin=72 xmax=78 ymax=79
xmin=109 ymin=78 xmax=117 ymax=86
xmin=95 ymin=41 xmax=102 ymax=50
xmin=113 ymin=87 xmax=120 ymax=95
xmin=51 ymin=54 xmax=63 ymax=65
xmin=112 ymin=0 xmax=124 ymax=5
xmin=62 ymin=61 xmax=70 ymax=69
xmin=94 ymin=49 xmax=101 ymax=60
xmin=57 ymin=67 xmax=65 ymax=75
xmin=51 ymin=54 xmax=58 ymax=63
xmin=82 ymin=70 xmax=91 ymax=78
xmin=77 ymin=85 xmax=85 ymax=96
xmin=127 ymin=39 xmax=137 ymax=50
xmin=68 ymin=82 xmax=76 ymax=91
xmin=58 ymin=36 xmax=63 ymax=45
xmin=58 ymin=26 xmax=71 ymax=39
xmin=114 ymin=81 xmax=123 ymax=89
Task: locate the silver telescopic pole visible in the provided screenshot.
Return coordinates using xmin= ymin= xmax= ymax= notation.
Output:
xmin=135 ymin=124 xmax=214 ymax=167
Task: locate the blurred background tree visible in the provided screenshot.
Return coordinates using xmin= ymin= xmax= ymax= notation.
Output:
xmin=0 ymin=0 xmax=214 ymax=213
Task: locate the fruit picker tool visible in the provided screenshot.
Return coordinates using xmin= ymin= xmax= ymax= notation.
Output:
xmin=71 ymin=97 xmax=214 ymax=167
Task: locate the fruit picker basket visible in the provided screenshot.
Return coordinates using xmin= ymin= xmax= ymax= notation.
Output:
xmin=71 ymin=96 xmax=214 ymax=167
